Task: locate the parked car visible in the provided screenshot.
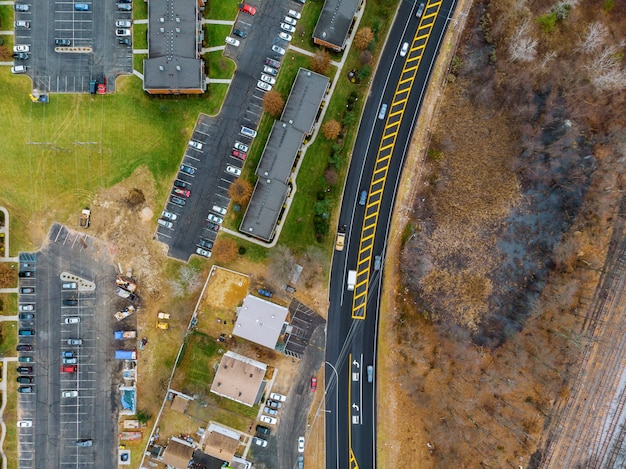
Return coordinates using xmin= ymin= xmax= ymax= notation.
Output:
xmin=238 ymin=3 xmax=256 ymax=15
xmin=263 ymin=407 xmax=278 ymax=416
xmin=116 ymin=20 xmax=132 ymax=28
xmin=119 ymin=38 xmax=132 ymax=46
xmin=158 ymin=219 xmax=174 ymax=229
xmin=17 ymin=345 xmax=33 ymax=352
xmin=225 ymin=36 xmax=240 ymax=47
xmin=170 ymin=195 xmax=186 ymax=206
xmin=67 ymin=338 xmax=83 ymax=345
xmin=76 ymin=440 xmax=93 ymax=447
xmin=207 ymin=213 xmax=223 ymax=224
xmin=162 ymin=210 xmax=178 ymax=221
xmin=253 ymin=437 xmax=268 ymax=447
xmin=62 ymin=351 xmax=75 ymax=358
xmin=19 ymin=287 xmax=34 ymax=294
xmin=116 ymin=29 xmax=131 ymax=37
xmin=257 ymin=80 xmax=272 ymax=92
xmin=310 ymin=376 xmax=317 ymax=391
xmin=63 ymin=298 xmax=78 ymax=306
xmin=298 ymin=436 xmax=305 ymax=453
xmin=55 ymin=38 xmax=71 ymax=46
xmin=62 ymin=282 xmax=77 ymax=289
xmin=196 ymin=248 xmax=211 ymax=258
xmin=233 ymin=28 xmax=247 ymax=38
xmin=226 ymin=165 xmax=242 ymax=176
xmin=266 ymin=399 xmax=283 ymax=409
xmin=173 ymin=188 xmax=191 ymax=197
xmin=17 ymin=376 xmax=33 ymax=384
xmin=12 ymin=52 xmax=29 ymax=60
xmin=198 ymin=238 xmax=213 ymax=249
xmin=64 ymin=317 xmax=80 ymax=324
xmin=61 ymin=364 xmax=78 ymax=373
xmin=18 ymin=329 xmax=35 ymax=336
xmin=231 ymin=149 xmax=247 ymax=160
xmin=18 ymin=313 xmax=34 ymax=320
xmin=280 ymin=22 xmax=296 ymax=33
xmin=18 ymin=356 xmax=34 ymax=362
xmin=212 ymin=205 xmax=227 ymax=215
xmin=283 ymin=16 xmax=297 ymax=26
xmin=74 ymin=3 xmax=89 ymax=10
xmin=270 ymin=392 xmax=286 ymax=402
xmin=14 ymin=20 xmax=30 ymax=29
xmin=288 ymin=9 xmax=302 ymax=19
xmin=256 ymin=425 xmax=271 ymax=436
xmin=272 ymin=45 xmax=286 ymax=56
xmin=63 ymin=357 xmax=78 ymax=364
xmin=18 ymin=271 xmax=34 ymax=277
xmin=260 ymin=415 xmax=277 ymax=425
xmin=207 ymin=222 xmax=220 ymax=232
xmin=263 ymin=65 xmax=278 ymax=77
xmin=17 ymin=420 xmax=32 ymax=427
xmin=284 ymin=285 xmax=296 ymax=293
xmin=180 ymin=164 xmax=196 ymax=175
xmin=62 ymin=390 xmax=78 ymax=398
xmin=260 ymin=74 xmax=276 ymax=85
xmin=117 ymin=3 xmax=132 ymax=10
xmin=234 ymin=141 xmax=249 ymax=152
xmin=19 ymin=304 xmax=34 ymax=312
xmin=279 ymin=32 xmax=292 ymax=42
xmin=258 ymin=289 xmax=273 ymax=298
xmin=16 ymin=366 xmax=33 ymax=374
xmin=188 ymin=140 xmax=203 ymax=150
xmin=173 ymin=180 xmax=190 ymax=189
xmin=265 ymin=58 xmax=281 ymax=69
xmin=14 ymin=3 xmax=30 ymax=11
xmin=17 ymin=386 xmax=33 ymax=393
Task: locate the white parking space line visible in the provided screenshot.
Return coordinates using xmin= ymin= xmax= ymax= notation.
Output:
xmin=252 ymin=94 xmax=264 ymax=101
xmin=185 ymin=154 xmax=200 ymax=162
xmin=157 ymin=230 xmax=172 ymax=239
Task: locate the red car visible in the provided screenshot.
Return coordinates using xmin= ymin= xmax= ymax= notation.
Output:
xmin=310 ymin=376 xmax=317 ymax=391
xmin=173 ymin=188 xmax=191 ymax=198
xmin=232 ymin=149 xmax=247 ymax=160
xmin=238 ymin=3 xmax=256 ymax=15
xmin=61 ymin=364 xmax=77 ymax=373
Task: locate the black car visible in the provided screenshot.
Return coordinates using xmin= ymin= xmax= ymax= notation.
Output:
xmin=207 ymin=222 xmax=220 ymax=232
xmin=170 ymin=195 xmax=186 ymax=206
xmin=12 ymin=52 xmax=29 ymax=59
xmin=180 ymin=164 xmax=195 ymax=175
xmin=199 ymin=238 xmax=213 ymax=249
xmin=63 ymin=298 xmax=79 ymax=306
xmin=173 ymin=179 xmax=190 ymax=189
xmin=17 ymin=344 xmax=33 ymax=352
xmin=17 ymin=376 xmax=33 ymax=384
xmin=18 ymin=271 xmax=34 ymax=278
xmin=233 ymin=28 xmax=247 ymax=38
xmin=256 ymin=425 xmax=270 ymax=436
xmin=18 ymin=313 xmax=34 ymax=320
xmin=119 ymin=38 xmax=132 ymax=46
xmin=16 ymin=366 xmax=33 ymax=374
xmin=19 ymin=287 xmax=35 ymax=294
xmin=55 ymin=38 xmax=71 ymax=46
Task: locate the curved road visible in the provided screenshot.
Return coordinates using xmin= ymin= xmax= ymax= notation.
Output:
xmin=325 ymin=0 xmax=457 ymax=468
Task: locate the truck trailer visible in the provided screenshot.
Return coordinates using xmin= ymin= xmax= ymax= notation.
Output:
xmin=347 ymin=270 xmax=357 ymax=291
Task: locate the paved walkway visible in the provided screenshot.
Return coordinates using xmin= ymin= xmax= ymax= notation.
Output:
xmin=201 ymin=19 xmax=234 ymax=25
xmin=0 ymin=289 xmax=18 ymax=294
xmin=0 ymin=31 xmax=13 ymax=35
xmin=133 ymin=19 xmax=148 ymax=24
xmin=202 ymin=46 xmax=225 ymax=53
xmin=0 ymin=62 xmax=12 ymax=66
xmin=133 ymin=48 xmax=148 ymax=54
xmin=206 ymin=78 xmax=231 ymax=84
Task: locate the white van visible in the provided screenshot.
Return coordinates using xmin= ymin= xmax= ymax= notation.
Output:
xmin=62 ymin=282 xmax=78 ymax=290
xmin=240 ymin=126 xmax=257 ymax=138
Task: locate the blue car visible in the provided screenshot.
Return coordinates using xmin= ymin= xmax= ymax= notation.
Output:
xmin=258 ymin=289 xmax=273 ymax=298
xmin=74 ymin=3 xmax=89 ymax=10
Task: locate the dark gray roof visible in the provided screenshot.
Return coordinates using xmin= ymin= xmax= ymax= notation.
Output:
xmin=281 ymin=69 xmax=330 ymax=134
xmin=240 ymin=69 xmax=329 ymax=242
xmin=143 ymin=0 xmax=205 ymax=92
xmin=312 ymin=0 xmax=362 ymax=50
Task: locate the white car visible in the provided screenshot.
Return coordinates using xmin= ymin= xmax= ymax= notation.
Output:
xmin=260 ymin=415 xmax=277 ymax=425
xmin=283 ymin=16 xmax=297 ymax=26
xmin=257 ymin=81 xmax=272 ymax=92
xmin=19 ymin=304 xmax=34 ymax=311
xmin=298 ymin=436 xmax=305 ymax=453
xmin=161 ymin=211 xmax=178 ymax=221
xmin=272 ymin=45 xmax=286 ymax=56
xmin=253 ymin=437 xmax=268 ymax=447
xmin=115 ymin=20 xmax=132 ymax=28
xmin=270 ymin=392 xmax=286 ymax=402
xmin=261 ymin=74 xmax=276 ymax=85
xmin=226 ymin=165 xmax=241 ymax=176
xmin=62 ymin=390 xmax=78 ymax=398
xmin=207 ymin=213 xmax=223 ymax=224
xmin=288 ymin=9 xmax=301 ymax=19
xmin=225 ymin=36 xmax=240 ymax=47
xmin=11 ymin=65 xmax=27 ymax=74
xmin=400 ymin=42 xmax=409 ymax=57
xmin=212 ymin=205 xmax=227 ymax=215
xmin=280 ymin=23 xmax=296 ymax=33
xmin=13 ymin=45 xmax=30 ymax=53
xmin=263 ymin=65 xmax=278 ymax=76
xmin=196 ymin=248 xmax=211 ymax=258
xmin=116 ymin=29 xmax=131 ymax=37
xmin=188 ymin=140 xmax=203 ymax=150
xmin=17 ymin=420 xmax=32 ymax=427
xmin=279 ymin=32 xmax=292 ymax=42
xmin=234 ymin=141 xmax=249 ymax=152
xmin=64 ymin=317 xmax=80 ymax=324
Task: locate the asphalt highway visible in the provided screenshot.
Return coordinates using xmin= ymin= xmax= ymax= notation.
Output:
xmin=325 ymin=0 xmax=458 ymax=467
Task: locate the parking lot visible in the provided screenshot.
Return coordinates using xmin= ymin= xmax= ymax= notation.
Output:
xmin=14 ymin=0 xmax=132 ymax=93
xmin=156 ymin=0 xmax=304 ymax=261
xmin=16 ymin=224 xmax=119 ymax=469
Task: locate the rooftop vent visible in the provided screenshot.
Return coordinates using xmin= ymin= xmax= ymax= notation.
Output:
xmin=176 ymin=65 xmax=181 ymax=71
xmin=159 ymin=66 xmax=164 ymax=71
xmin=159 ymin=17 xmax=164 ymax=22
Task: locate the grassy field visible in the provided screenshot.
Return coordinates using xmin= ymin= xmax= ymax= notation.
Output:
xmin=290 ymin=0 xmax=325 ymax=53
xmin=207 ymin=51 xmax=236 ymax=79
xmin=0 ymin=321 xmax=17 ymax=355
xmin=133 ymin=24 xmax=148 ymax=50
xmin=133 ymin=53 xmax=147 ymax=75
xmin=205 ymin=24 xmax=232 ymax=48
xmin=132 ymin=0 xmax=147 ymax=20
xmin=205 ymin=0 xmax=239 ymax=21
xmin=4 ymin=367 xmax=18 ymax=469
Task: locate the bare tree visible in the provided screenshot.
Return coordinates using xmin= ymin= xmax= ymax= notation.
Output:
xmin=263 ymin=91 xmax=285 ymax=117
xmin=577 ymin=22 xmax=608 ymax=54
xmin=353 ymin=27 xmax=374 ymax=50
xmin=586 ymin=41 xmax=626 ymax=91
xmin=269 ymin=245 xmax=295 ymax=285
xmin=169 ymin=265 xmax=202 ymax=297
xmin=508 ymin=20 xmax=537 ymax=63
xmin=322 ymin=120 xmax=341 ymax=140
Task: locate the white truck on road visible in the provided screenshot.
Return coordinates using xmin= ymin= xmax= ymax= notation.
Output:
xmin=347 ymin=270 xmax=357 ymax=291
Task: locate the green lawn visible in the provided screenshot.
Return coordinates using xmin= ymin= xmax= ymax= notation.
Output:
xmin=0 ymin=321 xmax=17 ymax=356
xmin=207 ymin=51 xmax=236 ymax=79
xmin=4 ymin=368 xmax=18 ymax=469
xmin=0 ymin=292 xmax=17 ymax=316
xmin=133 ymin=53 xmax=147 ymax=75
xmin=132 ymin=0 xmax=147 ymax=20
xmin=290 ymin=0 xmax=325 ymax=53
xmin=133 ymin=24 xmax=147 ymax=50
xmin=205 ymin=0 xmax=239 ymax=20
xmin=205 ymin=24 xmax=232 ymax=47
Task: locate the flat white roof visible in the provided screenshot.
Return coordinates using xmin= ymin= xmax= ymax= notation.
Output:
xmin=233 ymin=295 xmax=288 ymax=349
